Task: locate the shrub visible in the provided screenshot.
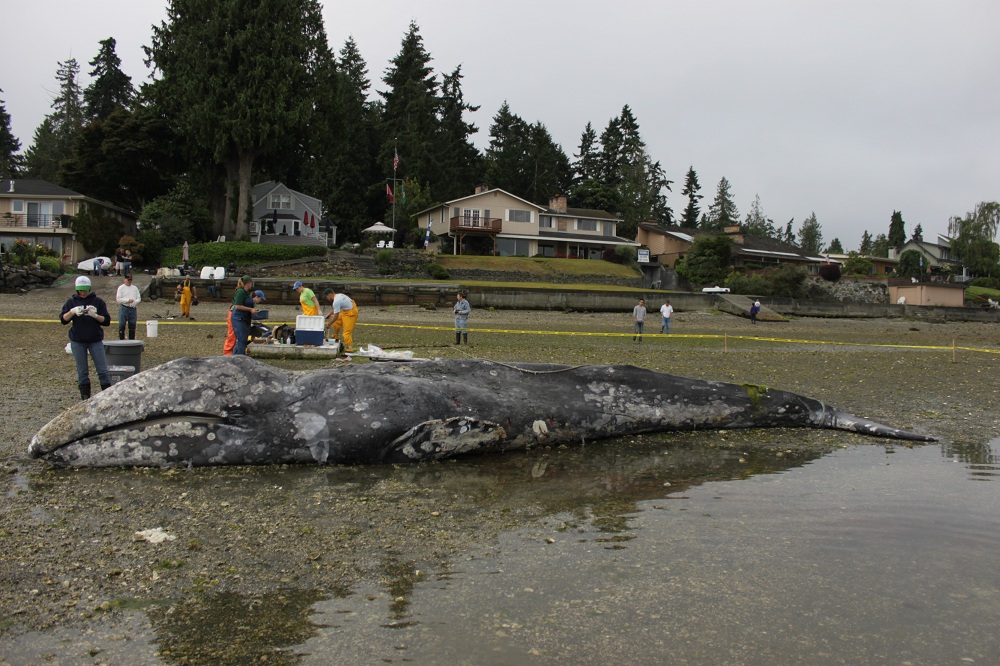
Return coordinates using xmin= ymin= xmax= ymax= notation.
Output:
xmin=970 ymin=277 xmax=1000 ymax=290
xmin=37 ymin=256 xmax=62 ymax=273
xmin=427 ymin=263 xmax=450 ymax=280
xmin=160 ymin=241 xmax=326 ymax=268
xmin=817 ymin=264 xmax=842 ymax=282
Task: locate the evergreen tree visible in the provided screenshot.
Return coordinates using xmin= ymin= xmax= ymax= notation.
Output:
xmin=378 ymin=21 xmax=441 ymax=197
xmin=782 ymin=219 xmax=796 ymax=245
xmin=680 ymin=166 xmax=702 ymax=228
xmin=826 ymin=238 xmax=844 ymax=253
xmin=435 ymin=65 xmax=482 ymax=201
xmin=0 ymin=90 xmax=24 ymax=178
xmin=572 ymin=123 xmax=599 ymax=184
xmin=24 ymin=58 xmax=84 ymax=182
xmin=522 ymin=122 xmax=571 ymax=206
xmin=859 ymin=230 xmax=873 ymax=255
xmin=888 ymin=210 xmax=906 ymax=247
xmin=703 ymin=177 xmax=740 ymax=232
xmin=797 ymin=212 xmax=823 ymax=254
xmin=912 ymin=223 xmax=923 ymax=242
xmin=301 ymin=37 xmax=378 ymax=243
xmin=83 ymin=37 xmax=135 ymax=121
xmin=484 ymin=102 xmax=531 ymax=195
xmin=871 ymin=233 xmax=890 ymax=258
xmin=743 ymin=193 xmax=776 ymax=238
xmin=148 ymin=0 xmax=329 ymax=237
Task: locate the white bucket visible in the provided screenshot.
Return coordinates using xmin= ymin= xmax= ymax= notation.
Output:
xmin=147 ymin=320 xmax=158 ymax=338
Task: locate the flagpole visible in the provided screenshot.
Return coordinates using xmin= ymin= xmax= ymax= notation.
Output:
xmin=391 ymin=139 xmax=397 ymax=231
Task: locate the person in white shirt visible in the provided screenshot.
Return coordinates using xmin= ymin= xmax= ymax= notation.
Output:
xmin=659 ymin=300 xmax=674 ymax=334
xmin=115 ymin=274 xmax=142 ymax=340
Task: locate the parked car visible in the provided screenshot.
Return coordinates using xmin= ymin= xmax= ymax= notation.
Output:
xmin=701 ymin=286 xmax=731 ymax=293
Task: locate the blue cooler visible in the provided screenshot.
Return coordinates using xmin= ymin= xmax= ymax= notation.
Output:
xmin=294 ymin=330 xmax=324 ymax=346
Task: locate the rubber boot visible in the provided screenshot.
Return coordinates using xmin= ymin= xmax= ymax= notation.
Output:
xmin=128 ymin=327 xmax=136 ymax=340
xmin=119 ymin=329 xmax=126 ymax=340
xmin=79 ymin=383 xmax=91 ymax=400
xmin=455 ymin=331 xmax=461 ymax=345
xmin=462 ymin=332 xmax=468 ymax=345
xmin=100 ymin=383 xmax=112 ymax=392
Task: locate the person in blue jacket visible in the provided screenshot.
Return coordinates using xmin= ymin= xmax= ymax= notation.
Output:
xmin=60 ymin=275 xmax=112 ymax=399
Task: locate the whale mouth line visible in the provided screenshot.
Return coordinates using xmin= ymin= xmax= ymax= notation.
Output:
xmin=69 ymin=412 xmax=230 ymax=446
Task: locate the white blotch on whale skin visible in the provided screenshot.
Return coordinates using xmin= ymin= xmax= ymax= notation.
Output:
xmin=352 ymin=402 xmax=370 ymax=412
xmin=532 ymin=420 xmax=549 ymax=436
xmin=370 ymin=422 xmax=382 ymax=430
xmin=293 ymin=413 xmax=328 ymax=443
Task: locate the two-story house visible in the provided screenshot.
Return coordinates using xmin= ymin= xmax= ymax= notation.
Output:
xmin=250 ymin=181 xmax=333 ymax=247
xmin=888 ymin=235 xmax=964 ymax=277
xmin=0 ymin=179 xmax=137 ymax=264
xmin=415 ymin=187 xmax=638 ymax=258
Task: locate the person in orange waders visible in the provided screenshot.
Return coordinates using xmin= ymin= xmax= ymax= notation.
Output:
xmin=323 ymin=288 xmax=358 ymax=353
xmin=223 ymin=276 xmax=254 ymax=355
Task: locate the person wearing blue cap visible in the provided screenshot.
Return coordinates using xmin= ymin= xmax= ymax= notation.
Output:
xmin=292 ymin=280 xmax=319 ymax=316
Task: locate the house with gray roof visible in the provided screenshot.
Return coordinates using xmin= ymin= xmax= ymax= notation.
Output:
xmin=0 ymin=179 xmax=137 ymax=265
xmin=414 ymin=186 xmax=638 ymax=257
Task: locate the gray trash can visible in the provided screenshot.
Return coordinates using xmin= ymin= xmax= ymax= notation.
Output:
xmin=104 ymin=340 xmax=145 ymax=373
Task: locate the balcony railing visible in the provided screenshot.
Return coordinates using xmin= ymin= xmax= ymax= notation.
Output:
xmin=2 ymin=214 xmax=73 ymax=229
xmin=450 ymin=216 xmax=502 ymax=234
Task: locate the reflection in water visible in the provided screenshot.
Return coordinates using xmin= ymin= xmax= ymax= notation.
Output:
xmin=147 ymin=588 xmax=332 ymax=665
xmin=942 ymin=436 xmax=1000 ymax=480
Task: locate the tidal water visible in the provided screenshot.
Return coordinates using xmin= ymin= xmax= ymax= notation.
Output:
xmin=5 ymin=436 xmax=998 ymax=665
xmin=294 ymin=438 xmax=1000 ymax=665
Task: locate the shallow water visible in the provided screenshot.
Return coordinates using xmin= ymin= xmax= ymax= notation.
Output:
xmin=289 ymin=439 xmax=1000 ymax=665
xmin=4 ymin=437 xmax=998 ymax=665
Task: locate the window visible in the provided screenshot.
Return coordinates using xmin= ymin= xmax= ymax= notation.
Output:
xmin=577 ymin=218 xmax=598 ymax=231
xmin=269 ymin=194 xmax=292 ymax=209
xmin=497 ymin=238 xmax=531 ymax=256
xmin=539 ymin=215 xmax=553 ymax=229
xmin=11 ymin=200 xmax=24 ymax=213
xmin=508 ymin=209 xmax=532 ymax=223
xmin=602 ymin=221 xmax=614 ymax=236
xmin=537 ymin=244 xmax=555 ymax=257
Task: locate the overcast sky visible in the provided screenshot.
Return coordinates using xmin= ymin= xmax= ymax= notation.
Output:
xmin=4 ymin=0 xmax=998 ymax=249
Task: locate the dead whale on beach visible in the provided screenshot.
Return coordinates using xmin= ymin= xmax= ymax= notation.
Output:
xmin=29 ymin=355 xmax=935 ymax=467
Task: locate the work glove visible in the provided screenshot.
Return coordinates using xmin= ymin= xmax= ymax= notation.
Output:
xmin=85 ymin=305 xmax=99 ymax=318
xmin=71 ymin=306 xmax=86 ymax=316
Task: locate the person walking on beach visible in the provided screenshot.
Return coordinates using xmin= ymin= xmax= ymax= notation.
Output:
xmin=633 ymin=298 xmax=647 ymax=343
xmin=659 ymin=300 xmax=673 ymax=334
xmin=750 ymin=299 xmax=761 ymax=324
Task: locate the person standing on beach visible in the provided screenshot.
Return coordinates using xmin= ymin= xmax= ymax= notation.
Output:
xmin=60 ymin=276 xmax=112 ymax=399
xmin=633 ymin=298 xmax=647 ymax=343
xmin=659 ymin=300 xmax=673 ymax=334
xmin=115 ymin=274 xmax=141 ymax=340
xmin=453 ymin=292 xmax=471 ymax=345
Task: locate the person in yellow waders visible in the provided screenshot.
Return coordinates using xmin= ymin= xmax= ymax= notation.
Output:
xmin=323 ymin=288 xmax=358 ymax=353
xmin=175 ymin=276 xmax=197 ymax=319
xmin=292 ymin=281 xmax=319 ymax=316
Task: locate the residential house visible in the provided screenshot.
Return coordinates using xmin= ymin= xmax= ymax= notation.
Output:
xmin=637 ymin=224 xmax=823 ymax=272
xmin=250 ymin=181 xmax=333 ymax=247
xmin=826 ymin=253 xmax=898 ymax=277
xmin=888 ymin=235 xmax=964 ymax=278
xmin=0 ymin=179 xmax=137 ymax=264
xmin=415 ymin=187 xmax=638 ymax=258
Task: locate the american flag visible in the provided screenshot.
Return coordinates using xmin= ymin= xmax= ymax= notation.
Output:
xmin=393 ymin=150 xmax=399 ymax=172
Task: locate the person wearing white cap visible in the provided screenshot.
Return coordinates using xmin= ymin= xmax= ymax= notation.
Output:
xmin=292 ymin=280 xmax=319 ymax=316
xmin=60 ymin=275 xmax=112 ymax=399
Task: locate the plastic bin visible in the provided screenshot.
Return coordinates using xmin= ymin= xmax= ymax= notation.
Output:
xmin=296 ymin=315 xmax=325 ymax=331
xmin=104 ymin=340 xmax=145 ymax=373
xmin=251 ymin=309 xmax=269 ymax=320
xmin=295 ymin=330 xmax=324 ymax=346
xmin=108 ymin=365 xmax=136 ymax=385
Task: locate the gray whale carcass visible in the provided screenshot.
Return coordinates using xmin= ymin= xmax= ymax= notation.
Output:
xmin=29 ymin=355 xmax=935 ymax=467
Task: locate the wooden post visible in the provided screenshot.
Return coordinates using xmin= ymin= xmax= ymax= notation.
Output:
xmin=725 ymin=332 xmax=728 ymax=353
xmin=952 ymin=338 xmax=956 ymax=363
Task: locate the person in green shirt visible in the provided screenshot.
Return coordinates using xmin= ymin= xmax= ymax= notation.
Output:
xmin=292 ymin=281 xmax=319 ymax=316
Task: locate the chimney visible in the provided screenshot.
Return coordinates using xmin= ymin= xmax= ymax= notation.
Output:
xmin=549 ymin=194 xmax=568 ymax=213
xmin=724 ymin=226 xmax=744 ymax=245
xmin=7 ymin=180 xmax=13 ymax=193
xmin=474 ymin=183 xmax=490 ymax=194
